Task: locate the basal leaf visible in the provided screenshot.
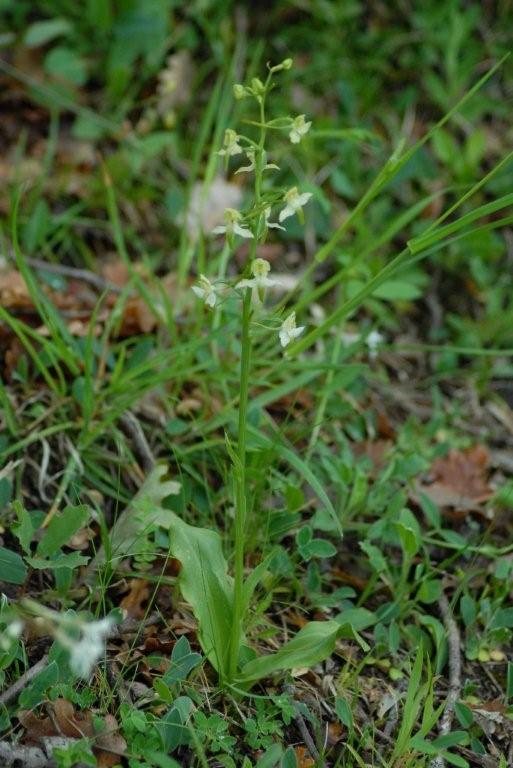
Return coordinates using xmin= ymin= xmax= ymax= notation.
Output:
xmin=167 ymin=512 xmax=233 ymax=677
xmin=237 ymin=620 xmax=341 ymax=684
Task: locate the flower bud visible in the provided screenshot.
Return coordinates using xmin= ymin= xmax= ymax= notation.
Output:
xmin=251 ymin=77 xmax=265 ymax=96
xmin=281 ymin=58 xmax=293 ymax=70
xmin=233 ymin=83 xmax=246 ymax=100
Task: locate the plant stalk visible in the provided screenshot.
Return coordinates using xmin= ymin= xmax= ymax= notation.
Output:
xmin=229 ymin=287 xmax=252 ymax=680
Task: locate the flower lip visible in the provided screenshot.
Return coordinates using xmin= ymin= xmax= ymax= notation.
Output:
xmin=279 ymin=187 xmax=312 ymax=222
xmin=236 ymin=258 xmax=277 ymax=291
xmin=218 ymin=129 xmax=243 ymax=157
xmin=279 ymin=311 xmax=305 ymax=348
xmin=289 ymin=114 xmax=312 ymax=144
xmin=192 ymin=274 xmax=217 ymax=308
xmin=212 ymin=208 xmax=254 ymax=239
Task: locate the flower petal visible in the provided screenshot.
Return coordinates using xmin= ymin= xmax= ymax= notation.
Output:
xmin=279 ymin=205 xmax=295 ymax=222
xmin=233 ymin=223 xmax=254 ymax=239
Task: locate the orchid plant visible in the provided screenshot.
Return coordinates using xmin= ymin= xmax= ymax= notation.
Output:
xmin=180 ymin=61 xmax=362 ymax=687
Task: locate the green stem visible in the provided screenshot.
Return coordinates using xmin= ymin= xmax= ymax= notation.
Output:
xmin=229 ymin=287 xmax=252 ymax=680
xmin=228 ymin=79 xmax=271 ymax=682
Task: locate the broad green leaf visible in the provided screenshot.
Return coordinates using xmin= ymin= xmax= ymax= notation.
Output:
xmin=335 ymin=607 xmax=376 ymax=632
xmin=167 ymin=512 xmax=233 ymax=676
xmin=37 ymin=504 xmax=90 ymax=558
xmin=417 ymin=579 xmax=442 ymax=605
xmin=44 ymin=47 xmax=87 ymax=86
xmin=237 ymin=620 xmax=341 ymax=683
xmin=0 ymin=546 xmax=27 ymax=585
xmin=24 ymin=18 xmax=72 ymax=47
xmin=163 ymin=636 xmax=202 ymax=686
xmin=156 ymin=696 xmax=193 ymax=752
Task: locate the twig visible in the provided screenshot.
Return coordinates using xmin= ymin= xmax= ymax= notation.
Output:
xmin=430 ymin=592 xmax=462 ymax=768
xmin=118 ymin=411 xmax=155 ymax=473
xmin=0 ymin=654 xmax=48 ymax=706
xmin=23 ymin=256 xmax=123 ymax=294
xmin=284 ymin=684 xmax=322 ymax=763
xmin=0 ymin=737 xmax=92 ymax=768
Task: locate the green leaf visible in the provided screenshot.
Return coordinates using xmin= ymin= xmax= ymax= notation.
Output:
xmin=26 ymin=552 xmax=89 ymax=570
xmin=432 ymin=731 xmax=469 ymax=750
xmin=281 ymin=746 xmax=297 ymax=768
xmin=11 ymin=500 xmax=33 ymax=555
xmin=156 ymin=696 xmax=193 ymax=752
xmin=44 ymin=46 xmax=88 ymax=86
xmin=18 ymin=661 xmax=59 ymax=708
xmin=417 ymin=579 xmax=442 ymax=605
xmin=335 ymin=607 xmax=376 ymax=632
xmin=489 ymin=607 xmax=513 ymax=629
xmin=237 ymin=621 xmax=342 ymax=683
xmin=455 ymin=702 xmax=474 ymax=728
xmin=24 ymin=18 xmax=72 ymax=47
xmin=37 ymin=504 xmax=90 ymax=558
xmin=335 ymin=697 xmax=354 ymax=732
xmin=0 ymin=546 xmax=27 ymax=585
xmin=372 ymin=279 xmax=422 ymax=301
xmin=163 ymin=636 xmax=202 ymax=686
xmin=307 ymin=539 xmax=337 ymax=559
xmin=167 ymin=512 xmax=233 ymax=676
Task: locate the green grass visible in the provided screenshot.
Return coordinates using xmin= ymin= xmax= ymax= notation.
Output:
xmin=0 ymin=2 xmax=513 ymax=767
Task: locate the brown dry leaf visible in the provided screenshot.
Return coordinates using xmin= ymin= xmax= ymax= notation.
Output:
xmin=415 ymin=445 xmax=493 ymax=512
xmin=19 ymin=699 xmax=126 ymax=765
xmin=0 ymin=269 xmax=32 ymax=309
xmin=95 ymin=714 xmax=128 ymax=768
xmin=118 ymin=296 xmax=157 ymax=335
xmin=19 ymin=699 xmax=94 ymax=741
xmin=295 ymin=746 xmax=316 ymax=767
xmin=120 ymin=578 xmax=150 ymax=619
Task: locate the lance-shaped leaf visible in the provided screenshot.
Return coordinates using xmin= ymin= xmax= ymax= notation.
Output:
xmin=167 ymin=512 xmax=234 ymax=678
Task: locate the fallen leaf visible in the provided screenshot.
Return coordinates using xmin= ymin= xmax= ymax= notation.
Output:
xmin=295 ymin=746 xmax=316 ymax=767
xmin=415 ymin=445 xmax=493 ymax=513
xmin=19 ymin=698 xmax=126 ymax=766
xmin=120 ymin=578 xmax=150 ymax=619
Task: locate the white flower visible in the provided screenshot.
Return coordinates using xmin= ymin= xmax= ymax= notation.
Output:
xmin=218 ymin=129 xmax=243 ymax=157
xmin=279 ymin=312 xmax=305 ymax=348
xmin=235 ymin=150 xmax=279 ymax=175
xmin=264 ymin=207 xmax=285 ymax=231
xmin=237 ymin=258 xmax=277 ymax=290
xmin=192 ymin=274 xmax=217 ymax=308
xmin=289 ymin=115 xmax=311 ymax=144
xmin=6 ymin=620 xmax=23 ymax=638
xmin=366 ymin=330 xmax=384 ymax=359
xmin=69 ymin=617 xmax=114 ymax=679
xmin=279 ymin=187 xmax=312 ymax=222
xmin=212 ymin=208 xmax=253 ymax=239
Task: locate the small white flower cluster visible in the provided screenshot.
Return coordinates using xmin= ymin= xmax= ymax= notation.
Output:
xmin=61 ymin=616 xmax=115 ymax=679
xmin=191 ymin=64 xmax=310 ymax=354
xmin=192 ymin=258 xmax=305 ymax=351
